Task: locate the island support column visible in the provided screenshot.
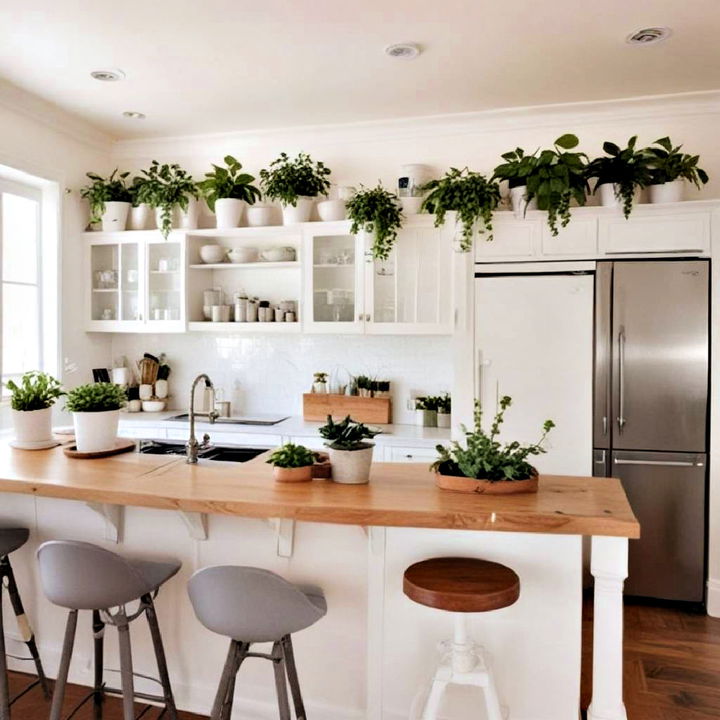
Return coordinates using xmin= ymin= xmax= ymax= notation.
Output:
xmin=587 ymin=536 xmax=629 ymax=720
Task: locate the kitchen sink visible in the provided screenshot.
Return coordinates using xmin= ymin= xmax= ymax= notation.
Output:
xmin=168 ymin=414 xmax=288 ymax=426
xmin=139 ymin=441 xmax=268 ymax=463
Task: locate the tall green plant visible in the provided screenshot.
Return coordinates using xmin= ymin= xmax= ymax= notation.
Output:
xmin=5 ymin=371 xmax=64 ymax=411
xmin=80 ymin=170 xmax=131 ymax=224
xmin=346 ymin=184 xmax=404 ymax=261
xmin=646 ymin=137 xmax=709 ymax=188
xmin=197 ymin=155 xmax=262 ymax=211
xmin=140 ymin=161 xmax=198 ymax=239
xmin=259 ymin=152 xmax=331 ymax=206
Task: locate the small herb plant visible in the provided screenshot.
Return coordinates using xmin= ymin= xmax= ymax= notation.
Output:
xmin=585 ymin=136 xmax=653 ymax=218
xmin=198 ymin=155 xmax=262 ymax=212
xmin=346 ymin=184 xmax=404 ymax=261
xmin=319 ymin=415 xmax=381 ymax=451
xmin=313 ymin=372 xmax=328 ymax=383
xmin=266 ymin=443 xmax=317 ymax=469
xmin=140 ymin=161 xmax=198 ymax=239
xmin=436 ymin=393 xmax=451 ymax=414
xmin=646 ymin=137 xmax=709 ymax=189
xmin=431 ymin=396 xmax=555 ymax=482
xmin=80 ymin=170 xmax=131 ymax=224
xmin=259 ymin=152 xmax=331 ymax=206
xmin=421 ymin=168 xmax=501 ymax=251
xmin=65 ymin=383 xmax=127 ymax=413
xmin=6 ymin=371 xmax=64 ymax=411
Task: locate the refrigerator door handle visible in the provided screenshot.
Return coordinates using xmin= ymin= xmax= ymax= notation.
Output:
xmin=602 ymin=416 xmax=608 ymax=436
xmin=617 ymin=325 xmax=626 ymax=432
xmin=614 ymin=458 xmax=704 ymax=468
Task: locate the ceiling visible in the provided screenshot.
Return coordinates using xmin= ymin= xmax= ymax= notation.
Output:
xmin=1 ymin=0 xmax=719 ymax=140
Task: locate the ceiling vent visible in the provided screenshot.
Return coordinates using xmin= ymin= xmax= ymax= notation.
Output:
xmin=122 ymin=111 xmax=146 ymax=120
xmin=90 ymin=69 xmax=125 ymax=82
xmin=626 ymin=27 xmax=672 ymax=45
xmin=384 ymin=43 xmax=421 ymax=60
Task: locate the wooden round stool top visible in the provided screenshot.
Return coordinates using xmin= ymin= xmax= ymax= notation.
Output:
xmin=403 ymin=557 xmax=520 ymax=612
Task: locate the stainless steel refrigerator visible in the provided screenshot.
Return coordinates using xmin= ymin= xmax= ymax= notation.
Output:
xmin=593 ymin=260 xmax=709 ymax=603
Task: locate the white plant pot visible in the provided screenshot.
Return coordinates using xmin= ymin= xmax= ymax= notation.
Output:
xmin=436 ymin=412 xmax=451 ymax=428
xmin=648 ymin=180 xmax=684 ymax=204
xmin=317 ymin=199 xmax=347 ymax=222
xmin=12 ymin=407 xmax=53 ymax=444
xmin=313 ymin=382 xmax=328 ymax=394
xmin=509 ymin=185 xmax=538 ymax=216
xmin=246 ymin=205 xmax=274 ymax=227
xmin=178 ymin=196 xmax=200 ymax=229
xmin=281 ymin=197 xmax=314 ymax=225
xmin=101 ymin=202 xmax=131 ymax=232
xmin=598 ymin=183 xmax=619 ymax=208
xmin=329 ymin=445 xmax=374 ymax=484
xmin=73 ymin=409 xmax=119 ymax=453
xmin=214 ymin=198 xmax=246 ymax=229
xmin=400 ymin=196 xmax=424 ymax=215
xmin=128 ymin=203 xmax=153 ymax=231
xmin=415 ymin=409 xmax=437 ymax=427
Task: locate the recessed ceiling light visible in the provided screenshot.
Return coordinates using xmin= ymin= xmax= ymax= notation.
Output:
xmin=90 ymin=68 xmax=126 ymax=82
xmin=626 ymin=27 xmax=672 ymax=45
xmin=384 ymin=43 xmax=421 ymax=60
xmin=122 ymin=111 xmax=146 ymax=120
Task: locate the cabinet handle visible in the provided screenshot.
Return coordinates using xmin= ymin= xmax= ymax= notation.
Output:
xmin=358 ymin=313 xmax=363 ymax=321
xmin=366 ymin=314 xmax=371 ymax=321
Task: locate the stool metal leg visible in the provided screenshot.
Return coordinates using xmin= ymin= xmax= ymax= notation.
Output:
xmin=143 ymin=594 xmax=179 ymax=720
xmin=421 ymin=675 xmax=448 ymax=720
xmin=281 ymin=635 xmax=307 ymax=720
xmin=272 ymin=642 xmax=291 ymax=720
xmin=92 ymin=610 xmax=105 ymax=720
xmin=116 ymin=617 xmax=135 ymax=720
xmin=49 ymin=610 xmax=78 ymax=720
xmin=0 ymin=587 xmax=9 ymax=720
xmin=211 ymin=640 xmax=246 ymax=720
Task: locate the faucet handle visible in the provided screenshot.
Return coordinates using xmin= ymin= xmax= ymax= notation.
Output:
xmin=208 ymin=409 xmax=220 ymax=424
xmin=200 ymin=433 xmax=211 ymax=447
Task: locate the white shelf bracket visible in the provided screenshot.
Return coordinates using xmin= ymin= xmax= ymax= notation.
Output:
xmin=178 ymin=511 xmax=208 ymax=540
xmin=85 ymin=503 xmax=123 ymax=543
xmin=268 ymin=518 xmax=295 ymax=558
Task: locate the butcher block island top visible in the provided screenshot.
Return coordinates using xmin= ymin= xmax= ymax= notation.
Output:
xmin=0 ymin=443 xmax=639 ymax=538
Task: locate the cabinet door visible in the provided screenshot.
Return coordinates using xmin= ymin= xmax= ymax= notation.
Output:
xmin=385 ymin=445 xmax=439 ymax=463
xmin=474 ymin=215 xmax=541 ymax=261
xmin=144 ymin=235 xmax=186 ymax=332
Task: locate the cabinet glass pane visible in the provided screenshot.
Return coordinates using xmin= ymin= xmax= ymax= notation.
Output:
xmin=120 ymin=243 xmax=140 ymax=321
xmin=311 ymin=234 xmax=356 ymax=323
xmin=148 ymin=242 xmax=182 ymax=322
xmin=91 ymin=244 xmax=119 ymax=321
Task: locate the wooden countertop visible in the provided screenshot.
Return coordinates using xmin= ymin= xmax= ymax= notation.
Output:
xmin=0 ymin=444 xmax=639 ymax=538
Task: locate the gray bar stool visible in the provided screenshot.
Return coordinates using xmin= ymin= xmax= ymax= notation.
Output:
xmin=0 ymin=528 xmax=50 ymax=719
xmin=188 ymin=566 xmax=327 ymax=720
xmin=37 ymin=540 xmax=181 ymax=720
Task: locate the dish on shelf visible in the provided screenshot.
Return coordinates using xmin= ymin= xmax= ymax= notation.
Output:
xmin=228 ymin=247 xmax=259 ymax=263
xmin=260 ymin=246 xmax=296 ymax=262
xmin=199 ymin=244 xmax=227 ymax=264
xmin=141 ymin=399 xmax=166 ymax=412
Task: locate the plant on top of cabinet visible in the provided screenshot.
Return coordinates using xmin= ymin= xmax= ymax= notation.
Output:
xmin=431 ymin=396 xmax=554 ymax=494
xmin=259 ymin=152 xmax=331 ymax=224
xmin=491 ymin=146 xmax=539 ymax=216
xmin=346 ymin=184 xmax=404 ymax=261
xmin=198 ymin=155 xmax=262 ymax=229
xmin=65 ymin=382 xmax=127 ymax=453
xmin=436 ymin=393 xmax=451 ymax=428
xmin=80 ymin=169 xmax=132 ymax=231
xmin=127 ymin=175 xmax=154 ymax=230
xmin=266 ymin=442 xmax=318 ymax=482
xmin=6 ymin=371 xmax=64 ymax=448
xmin=645 ymin=136 xmax=709 ymax=204
xmin=319 ymin=414 xmax=381 ymax=484
xmin=585 ymin=136 xmax=653 ymax=218
xmin=420 ymin=168 xmax=501 ymax=251
xmin=140 ymin=161 xmax=199 ymax=239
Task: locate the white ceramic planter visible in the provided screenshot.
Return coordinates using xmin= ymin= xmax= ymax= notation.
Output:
xmin=214 ymin=198 xmax=246 ymax=229
xmin=178 ymin=196 xmax=200 ymax=229
xmin=281 ymin=197 xmax=314 ymax=225
xmin=649 ymin=180 xmax=684 ymax=204
xmin=598 ymin=183 xmax=619 ymax=208
xmin=73 ymin=409 xmax=119 ymax=453
xmin=436 ymin=412 xmax=451 ymax=428
xmin=415 ymin=409 xmax=437 ymax=427
xmin=509 ymin=185 xmax=538 ymax=216
xmin=317 ymin=199 xmax=347 ymax=222
xmin=12 ymin=407 xmax=53 ymax=445
xmin=400 ymin=196 xmax=424 ymax=215
xmin=128 ymin=203 xmax=153 ymax=230
xmin=101 ymin=202 xmax=131 ymax=232
xmin=329 ymin=445 xmax=374 ymax=484
xmin=246 ymin=205 xmax=275 ymax=227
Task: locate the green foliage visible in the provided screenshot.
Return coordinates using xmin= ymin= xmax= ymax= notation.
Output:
xmin=197 ymin=155 xmax=262 ymax=212
xmin=139 ymin=161 xmax=198 ymax=239
xmin=259 ymin=152 xmax=331 ymax=206
xmin=421 ymin=168 xmax=501 ymax=251
xmin=346 ymin=184 xmax=404 ymax=261
xmin=430 ymin=397 xmax=555 ymax=482
xmin=319 ymin=415 xmax=381 ymax=451
xmin=6 ymin=371 xmax=64 ymax=411
xmin=491 ymin=146 xmax=540 ymax=188
xmin=266 ymin=443 xmax=317 ymax=468
xmin=80 ymin=170 xmax=131 ymax=224
xmin=436 ymin=393 xmax=451 ymax=413
xmin=128 ymin=175 xmax=154 ymax=208
xmin=415 ymin=396 xmax=439 ymax=411
xmin=585 ymin=136 xmax=653 ymax=218
xmin=646 ymin=136 xmax=709 ymax=188
xmin=65 ymin=383 xmax=127 ymax=413
xmin=313 ymin=371 xmax=328 ymax=383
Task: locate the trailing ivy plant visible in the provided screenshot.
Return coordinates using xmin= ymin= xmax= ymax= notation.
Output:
xmin=65 ymin=383 xmax=127 ymax=413
xmin=585 ymin=136 xmax=653 ymax=218
xmin=266 ymin=443 xmax=317 ymax=468
xmin=346 ymin=184 xmax=404 ymax=261
xmin=80 ymin=170 xmax=131 ymax=224
xmin=6 ymin=371 xmax=64 ymax=411
xmin=645 ymin=136 xmax=709 ymax=188
xmin=139 ymin=161 xmax=198 ymax=239
xmin=197 ymin=155 xmax=262 ymax=212
xmin=128 ymin=175 xmax=153 ymax=208
xmin=259 ymin=152 xmax=331 ymax=206
xmin=421 ymin=168 xmax=501 ymax=251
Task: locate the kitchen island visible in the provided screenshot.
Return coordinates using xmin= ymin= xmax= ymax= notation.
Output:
xmin=0 ymin=443 xmax=638 ymax=720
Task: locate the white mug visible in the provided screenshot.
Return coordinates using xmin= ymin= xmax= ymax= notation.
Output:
xmin=112 ymin=367 xmax=130 ymax=386
xmin=139 ymin=384 xmax=153 ymax=400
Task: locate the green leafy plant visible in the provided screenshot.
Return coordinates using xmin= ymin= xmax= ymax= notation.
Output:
xmin=128 ymin=175 xmax=153 ymax=208
xmin=313 ymin=372 xmax=328 ymax=383
xmin=436 ymin=393 xmax=451 ymax=414
xmin=197 ymin=155 xmax=262 ymax=212
xmin=491 ymin=147 xmax=539 ymax=189
xmin=140 ymin=161 xmax=198 ymax=239
xmin=430 ymin=396 xmax=555 ymax=481
xmin=346 ymin=184 xmax=404 ymax=261
xmin=421 ymin=168 xmax=501 ymax=251
xmin=259 ymin=152 xmax=331 ymax=206
xmin=80 ymin=170 xmax=131 ymax=224
xmin=266 ymin=443 xmax=317 ymax=468
xmin=319 ymin=415 xmax=381 ymax=451
xmin=646 ymin=136 xmax=709 ymax=188
xmin=6 ymin=371 xmax=64 ymax=411
xmin=585 ymin=136 xmax=653 ymax=218
xmin=65 ymin=383 xmax=127 ymax=413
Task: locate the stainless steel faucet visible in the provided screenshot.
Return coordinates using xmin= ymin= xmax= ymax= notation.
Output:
xmin=186 ymin=374 xmax=220 ymax=463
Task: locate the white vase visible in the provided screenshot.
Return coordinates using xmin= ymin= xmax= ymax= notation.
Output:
xmin=281 ymin=197 xmax=314 ymax=225
xmin=317 ymin=199 xmax=347 ymax=221
xmin=73 ymin=409 xmax=119 ymax=453
xmin=128 ymin=203 xmax=152 ymax=230
xmin=178 ymin=196 xmax=200 ymax=229
xmin=155 ymin=379 xmax=169 ymax=399
xmin=12 ymin=407 xmax=54 ymax=445
xmin=436 ymin=412 xmax=451 ymax=428
xmin=509 ymin=185 xmax=538 ymax=216
xmin=598 ymin=183 xmax=619 ymax=208
xmin=246 ymin=205 xmax=274 ymax=227
xmin=329 ymin=445 xmax=374 ymax=484
xmin=649 ymin=180 xmax=684 ymax=204
xmin=101 ymin=202 xmax=131 ymax=232
xmin=313 ymin=382 xmax=327 ymax=394
xmin=214 ymin=198 xmax=246 ymax=229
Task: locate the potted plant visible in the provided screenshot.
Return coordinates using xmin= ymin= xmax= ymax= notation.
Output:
xmin=421 ymin=168 xmax=501 ymax=251
xmin=6 ymin=371 xmax=64 ymax=448
xmin=313 ymin=372 xmax=328 ymax=393
xmin=80 ymin=170 xmax=132 ymax=231
xmin=585 ymin=136 xmax=653 ymax=217
xmin=414 ymin=396 xmax=437 ymax=427
xmin=346 ymin=184 xmax=404 ymax=261
xmin=491 ymin=147 xmax=540 ymax=215
xmin=259 ymin=152 xmax=331 ymax=224
xmin=140 ymin=161 xmax=199 ymax=239
xmin=198 ymin=155 xmax=262 ymax=229
xmin=126 ymin=175 xmax=155 ymax=230
xmin=266 ymin=443 xmax=317 ymax=482
xmin=645 ymin=137 xmax=709 ymax=204
xmin=65 ymin=383 xmax=127 ymax=453
xmin=355 ymin=375 xmax=373 ymax=397
xmin=431 ymin=396 xmax=555 ymax=494
xmin=319 ymin=415 xmax=381 ymax=484
xmin=436 ymin=393 xmax=451 ymax=428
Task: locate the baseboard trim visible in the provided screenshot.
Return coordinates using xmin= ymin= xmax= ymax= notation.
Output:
xmin=707 ymin=578 xmax=720 ymax=617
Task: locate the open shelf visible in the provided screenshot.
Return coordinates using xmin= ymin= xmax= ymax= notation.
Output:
xmin=188 ymin=321 xmax=301 ymax=333
xmin=189 ymin=261 xmax=300 ymax=270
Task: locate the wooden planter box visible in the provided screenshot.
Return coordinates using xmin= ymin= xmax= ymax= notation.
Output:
xmin=303 ymin=394 xmax=392 ymax=424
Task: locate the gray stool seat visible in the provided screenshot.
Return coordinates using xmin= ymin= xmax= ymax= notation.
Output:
xmin=0 ymin=528 xmax=29 ymax=557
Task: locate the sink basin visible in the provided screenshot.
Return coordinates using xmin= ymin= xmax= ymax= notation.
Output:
xmin=168 ymin=414 xmax=288 ymax=426
xmin=139 ymin=441 xmax=268 ymax=463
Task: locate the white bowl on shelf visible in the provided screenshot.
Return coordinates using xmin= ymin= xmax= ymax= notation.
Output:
xmin=199 ymin=245 xmax=227 ymax=264
xmin=142 ymin=399 xmax=166 ymax=413
xmin=228 ymin=247 xmax=259 ymax=263
xmin=260 ymin=246 xmax=296 ymax=262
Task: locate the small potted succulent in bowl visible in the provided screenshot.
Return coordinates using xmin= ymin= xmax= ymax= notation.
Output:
xmin=6 ymin=371 xmax=64 ymax=449
xmin=319 ymin=415 xmax=381 ymax=485
xmin=346 ymin=184 xmax=404 ymax=261
xmin=645 ymin=136 xmax=709 ymax=204
xmin=436 ymin=393 xmax=451 ymax=429
xmin=266 ymin=443 xmax=317 ymax=483
xmin=65 ymin=383 xmax=127 ymax=453
xmin=431 ymin=396 xmax=554 ymax=494
xmin=198 ymin=155 xmax=262 ymax=229
xmin=312 ymin=372 xmax=328 ymax=394
xmin=140 ymin=160 xmax=199 ymax=239
xmin=80 ymin=169 xmax=132 ymax=231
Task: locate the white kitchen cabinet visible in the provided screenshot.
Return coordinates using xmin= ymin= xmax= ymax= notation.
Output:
xmin=541 ymin=216 xmax=598 ymax=256
xmin=474 ymin=214 xmax=540 ymax=261
xmin=385 ymin=445 xmax=439 ymax=463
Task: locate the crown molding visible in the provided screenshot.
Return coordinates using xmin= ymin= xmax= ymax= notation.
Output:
xmin=112 ymin=89 xmax=720 ymax=160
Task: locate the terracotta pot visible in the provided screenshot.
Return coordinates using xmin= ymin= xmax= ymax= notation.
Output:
xmin=435 ymin=470 xmax=539 ymax=494
xmin=273 ymin=465 xmax=313 ymax=483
